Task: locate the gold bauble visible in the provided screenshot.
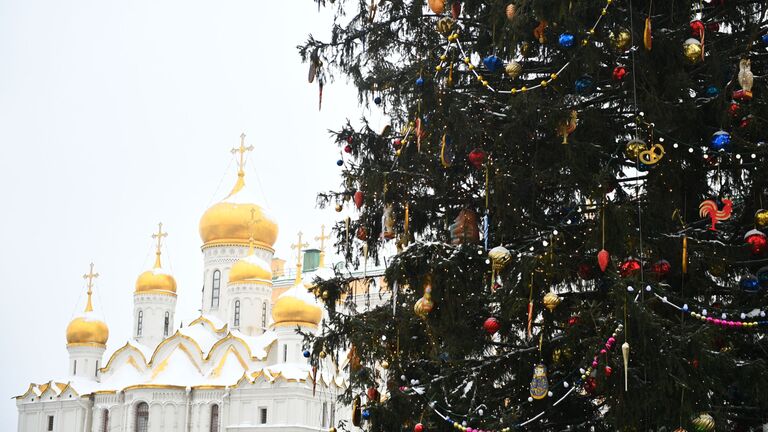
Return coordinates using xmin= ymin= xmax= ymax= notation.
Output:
xmin=683 ymin=38 xmax=703 ymax=63
xmin=335 ymin=204 xmax=343 ymax=212
xmin=428 ymin=0 xmax=446 ymax=14
xmin=414 ymin=296 xmax=434 ymax=319
xmin=520 ymin=41 xmax=532 ymax=58
xmin=543 ymin=292 xmax=561 ymax=312
xmin=755 ymin=209 xmax=768 ymax=228
xmin=436 ymin=17 xmax=454 ymax=35
xmin=610 ymin=29 xmax=632 ymax=51
xmin=381 ymin=360 xmax=390 ymax=369
xmin=625 ymin=138 xmax=648 ymax=160
xmin=691 ymin=413 xmax=715 ymax=432
xmin=319 ymin=351 xmax=327 ymax=359
xmin=322 ymin=290 xmax=329 ymax=299
xmin=505 ymin=61 xmax=522 ymax=79
xmin=505 ymin=4 xmax=516 ymax=21
xmin=488 ymin=246 xmax=512 ymax=271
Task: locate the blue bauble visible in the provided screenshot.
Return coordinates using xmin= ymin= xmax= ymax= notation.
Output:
xmin=303 ymin=350 xmax=311 ymax=358
xmin=336 ymin=159 xmax=343 ymax=166
xmin=710 ymin=130 xmax=731 ymax=151
xmin=705 ymin=85 xmax=720 ymax=97
xmin=575 ymin=75 xmax=594 ymax=93
xmin=362 ymin=409 xmax=371 ymax=420
xmin=438 ymin=352 xmax=450 ymax=362
xmin=740 ymin=276 xmax=760 ymax=293
xmin=482 ymin=55 xmax=503 ymax=73
xmin=416 ymin=76 xmax=424 ymax=87
xmin=762 ymin=34 xmax=768 ymax=45
xmin=559 ymin=33 xmax=575 ymax=47
xmin=757 ymin=266 xmax=768 ymax=289
xmin=374 ymin=96 xmax=382 ymax=105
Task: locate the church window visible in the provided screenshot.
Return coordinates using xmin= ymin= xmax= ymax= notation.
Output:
xmin=210 ymin=404 xmax=219 ymax=432
xmin=233 ymin=300 xmax=241 ymax=327
xmin=322 ymin=402 xmax=328 ymax=427
xmin=137 ymin=311 xmax=143 ymax=337
xmin=330 ymin=402 xmax=336 ymax=426
xmin=164 ymin=312 xmax=170 ymax=337
xmin=212 ymin=270 xmax=221 ymax=308
xmin=95 ymin=361 xmax=99 ymax=376
xmin=135 ymin=402 xmax=149 ymax=432
xmin=47 ymin=415 xmax=54 ymax=431
xmin=259 ymin=407 xmax=268 ymax=424
xmin=73 ymin=360 xmax=77 ymax=375
xmin=283 ymin=344 xmax=288 ymax=362
xmin=102 ymin=409 xmax=109 ymax=432
xmin=261 ymin=302 xmax=267 ymax=329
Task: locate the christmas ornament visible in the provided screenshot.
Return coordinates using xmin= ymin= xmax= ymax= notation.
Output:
xmin=440 ymin=133 xmax=454 ymax=168
xmin=334 ymin=204 xmax=343 ymax=212
xmin=354 ymin=190 xmax=364 ymax=209
xmin=619 ymin=258 xmax=641 ymax=278
xmin=361 ymin=409 xmax=370 ymax=420
xmin=416 ymin=76 xmax=424 ymax=87
xmin=610 ymin=29 xmax=632 ymax=51
xmin=739 ymin=275 xmax=760 ymax=293
xmin=577 ymin=263 xmax=594 ymax=279
xmin=710 ymin=130 xmax=731 ymax=151
xmin=488 ymin=245 xmax=512 ymax=287
xmin=451 ymin=1 xmax=460 ymax=19
xmin=303 ymin=350 xmax=310 ymax=358
xmin=622 ymin=342 xmax=630 ymax=391
xmin=468 ymin=148 xmax=487 ymax=169
xmin=650 ymin=259 xmax=671 ymax=280
xmin=604 ymin=365 xmax=613 ymax=377
xmin=612 ymin=66 xmax=627 ymax=81
xmin=367 ymin=387 xmax=380 ymax=402
xmin=356 ymin=226 xmax=368 ymax=241
xmin=450 ymin=209 xmax=479 ymax=245
xmin=733 ymin=58 xmax=753 ymax=100
xmin=762 ymin=33 xmax=768 ymax=45
xmin=428 ymin=0 xmax=445 ymax=14
xmin=699 ymin=199 xmax=733 ymax=231
xmin=482 ymin=55 xmax=503 ymax=73
xmin=674 ymin=429 xmax=688 ymax=432
xmin=414 ymin=276 xmax=434 ymax=319
xmin=381 ymin=360 xmax=389 ymax=369
xmin=352 ymin=395 xmax=362 ymax=426
xmin=344 ymin=144 xmax=352 ymax=153
xmin=639 ymin=144 xmax=665 ymax=165
xmin=643 ymin=16 xmax=652 ymax=50
xmin=575 ymin=75 xmax=594 ymax=93
xmin=682 ymin=236 xmax=688 ymax=274
xmin=728 ymin=102 xmax=741 ymax=117
xmin=683 ymin=38 xmax=703 ymax=63
xmin=483 ymin=317 xmax=500 ymax=334
xmin=745 ymin=229 xmax=767 ymax=254
xmin=505 ymin=61 xmax=522 ymax=79
xmin=374 ymin=96 xmax=382 ymax=105
xmin=689 ymin=20 xmax=705 ymax=38
xmin=598 ymin=249 xmax=610 ymax=272
xmin=381 ymin=204 xmax=396 ymax=240
xmin=583 ymin=375 xmax=597 ymax=395
xmin=757 ymin=266 xmax=768 ymax=289
xmin=691 ymin=413 xmax=715 ymax=432
xmin=543 ymin=292 xmax=561 ymax=312
xmin=436 ymin=17 xmax=454 ymax=35
xmin=757 ymin=209 xmax=768 ymax=229
xmin=529 ymin=363 xmax=549 ymax=400
xmin=414 ymin=423 xmax=425 ymax=432
xmin=625 ymin=138 xmax=648 ymax=159
xmin=533 ymin=20 xmax=548 ymax=43
xmin=505 ymin=3 xmax=516 ymax=20
xmin=558 ymin=33 xmax=575 ymax=47
xmin=558 ymin=110 xmax=578 ymax=144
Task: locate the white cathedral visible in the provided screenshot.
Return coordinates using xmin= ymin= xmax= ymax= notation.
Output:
xmin=14 ymin=138 xmax=370 ymax=432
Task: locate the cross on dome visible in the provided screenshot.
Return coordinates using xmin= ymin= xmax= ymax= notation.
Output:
xmin=291 ymin=231 xmax=309 ymax=283
xmin=245 ymin=208 xmax=263 ymax=253
xmin=315 ymin=224 xmax=331 ymax=267
xmin=82 ymin=262 xmax=99 ymax=312
xmin=152 ymin=222 xmax=167 ymax=268
xmin=231 ymin=132 xmax=254 ymax=176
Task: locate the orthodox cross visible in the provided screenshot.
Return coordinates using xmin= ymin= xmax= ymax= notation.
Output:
xmin=152 ymin=222 xmax=167 ymax=267
xmin=231 ymin=133 xmax=254 ymax=174
xmin=291 ymin=231 xmax=309 ymax=282
xmin=315 ymin=224 xmax=331 ymax=267
xmin=82 ymin=262 xmax=99 ymax=312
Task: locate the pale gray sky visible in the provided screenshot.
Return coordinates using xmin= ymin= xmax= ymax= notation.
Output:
xmin=0 ymin=1 xmax=378 ymax=427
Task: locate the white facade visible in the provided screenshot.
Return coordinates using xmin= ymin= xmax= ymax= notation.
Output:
xmin=133 ymin=292 xmax=177 ymax=349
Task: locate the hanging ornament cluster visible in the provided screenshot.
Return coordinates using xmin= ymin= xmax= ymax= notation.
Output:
xmin=414 ymin=276 xmax=434 ymax=319
xmin=698 ymin=199 xmax=733 ymax=231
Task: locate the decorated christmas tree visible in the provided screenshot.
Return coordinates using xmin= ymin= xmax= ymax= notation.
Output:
xmin=300 ymin=0 xmax=768 ymax=430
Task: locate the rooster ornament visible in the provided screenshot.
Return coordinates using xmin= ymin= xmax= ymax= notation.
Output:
xmin=699 ymin=199 xmax=733 ymax=231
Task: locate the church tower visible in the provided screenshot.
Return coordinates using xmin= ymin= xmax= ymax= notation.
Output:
xmin=198 ymin=134 xmax=278 ymax=324
xmin=65 ymin=263 xmax=109 ymax=380
xmin=133 ymin=223 xmax=177 ymax=349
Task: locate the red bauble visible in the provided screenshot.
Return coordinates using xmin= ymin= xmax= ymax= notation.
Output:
xmin=744 ymin=229 xmax=768 ymax=254
xmin=451 ymin=1 xmax=461 ymax=19
xmin=347 ymin=135 xmax=354 ymax=144
xmin=583 ymin=376 xmax=597 ymax=394
xmin=344 ymin=144 xmax=353 ymax=153
xmin=604 ymin=366 xmax=613 ymax=377
xmin=612 ymin=66 xmax=627 ymax=81
xmin=356 ymin=226 xmax=369 ymax=241
xmin=568 ymin=316 xmax=580 ymax=327
xmin=650 ymin=259 xmax=671 ymax=280
xmin=367 ymin=387 xmax=380 ymax=402
xmin=483 ymin=317 xmax=500 ymax=335
xmin=393 ymin=139 xmax=403 ymax=150
xmin=740 ymin=115 xmax=753 ymax=128
xmin=733 ymin=89 xmax=752 ymax=101
xmin=577 ymin=262 xmax=594 ymax=279
xmin=689 ymin=20 xmax=705 ymax=38
xmin=354 ymin=190 xmax=364 ymax=209
xmin=597 ymin=249 xmax=610 ymax=272
xmin=619 ymin=258 xmax=641 ymax=278
xmin=414 ymin=423 xmax=425 ymax=432
xmin=691 ymin=358 xmax=699 ymax=369
xmin=468 ymin=148 xmax=487 ymax=169
xmin=728 ymin=102 xmax=741 ymax=117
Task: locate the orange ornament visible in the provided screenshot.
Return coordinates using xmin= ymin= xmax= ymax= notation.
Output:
xmin=428 ymin=0 xmax=446 ymax=14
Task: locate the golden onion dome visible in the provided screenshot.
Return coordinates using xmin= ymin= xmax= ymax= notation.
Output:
xmin=230 ymin=250 xmax=273 ymax=284
xmin=199 ymin=171 xmax=278 ymax=249
xmin=135 ymin=246 xmax=177 ymax=294
xmin=271 ymin=282 xmax=323 ymax=328
xmin=67 ymin=267 xmax=109 ymax=347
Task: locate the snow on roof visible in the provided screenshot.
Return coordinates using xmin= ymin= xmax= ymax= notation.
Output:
xmin=278 ymin=282 xmax=321 ymax=306
xmin=230 ymin=329 xmax=277 ymax=359
xmin=127 ymin=339 xmax=153 ymax=360
xmin=179 ymin=322 xmax=220 ymax=356
xmin=149 ymin=346 xmax=205 ymax=387
xmin=192 ymin=314 xmax=227 ymax=332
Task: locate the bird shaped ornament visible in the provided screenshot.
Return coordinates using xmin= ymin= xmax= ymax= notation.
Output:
xmin=699 ymin=199 xmax=733 ymax=231
xmin=733 ymin=58 xmax=753 ymax=101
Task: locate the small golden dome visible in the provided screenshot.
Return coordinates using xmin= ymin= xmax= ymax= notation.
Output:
xmin=199 ymin=173 xmax=278 ymax=248
xmin=271 ymin=283 xmax=323 ymax=328
xmin=135 ymin=239 xmax=177 ymax=294
xmin=66 ymin=315 xmax=109 ymax=346
xmin=230 ymin=253 xmax=272 ymax=284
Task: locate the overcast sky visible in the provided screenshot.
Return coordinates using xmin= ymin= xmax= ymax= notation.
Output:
xmin=0 ymin=1 xmax=380 ymax=428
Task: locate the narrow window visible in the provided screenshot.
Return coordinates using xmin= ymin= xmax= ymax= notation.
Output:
xmin=73 ymin=360 xmax=77 ymax=375
xmin=259 ymin=408 xmax=268 ymax=424
xmin=330 ymin=402 xmax=336 ymax=426
xmin=47 ymin=415 xmax=54 ymax=431
xmin=102 ymin=409 xmax=109 ymax=432
xmin=95 ymin=361 xmax=99 ymax=377
xmin=322 ymin=402 xmax=328 ymax=427
xmin=164 ymin=312 xmax=170 ymax=337
xmin=261 ymin=302 xmax=267 ymax=329
xmin=137 ymin=310 xmax=143 ymax=337
xmin=210 ymin=405 xmax=219 ymax=432
xmin=211 ymin=270 xmax=221 ymax=308
xmin=283 ymin=344 xmax=288 ymax=362
xmin=135 ymin=402 xmax=149 ymax=432
xmin=233 ymin=300 xmax=241 ymax=327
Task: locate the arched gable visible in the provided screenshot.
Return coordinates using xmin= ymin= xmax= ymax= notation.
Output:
xmin=100 ymin=342 xmax=149 ymax=374
xmin=148 ymin=331 xmax=204 ymax=368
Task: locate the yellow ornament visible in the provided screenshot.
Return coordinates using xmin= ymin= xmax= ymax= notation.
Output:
xmin=625 ymin=138 xmax=648 ymax=160
xmin=610 ymin=29 xmax=632 ymax=51
xmin=543 ymin=291 xmax=561 ymax=312
xmin=335 ymin=203 xmax=343 ymax=212
xmin=638 ymin=143 xmax=665 ymax=165
xmin=683 ymin=38 xmax=703 ymax=63
xmin=381 ymin=360 xmax=390 ymax=369
xmin=691 ymin=413 xmax=715 ymax=432
xmin=414 ymin=296 xmax=434 ymax=319
xmin=755 ymin=209 xmax=768 ymax=228
xmin=505 ymin=3 xmax=516 ymax=21
xmin=520 ymin=41 xmax=532 ymax=58
xmin=488 ymin=246 xmax=512 ymax=271
xmin=436 ymin=17 xmax=454 ymax=35
xmin=319 ymin=351 xmax=327 ymax=358
xmin=428 ymin=0 xmax=446 ymax=14
xmin=505 ymin=61 xmax=522 ymax=79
